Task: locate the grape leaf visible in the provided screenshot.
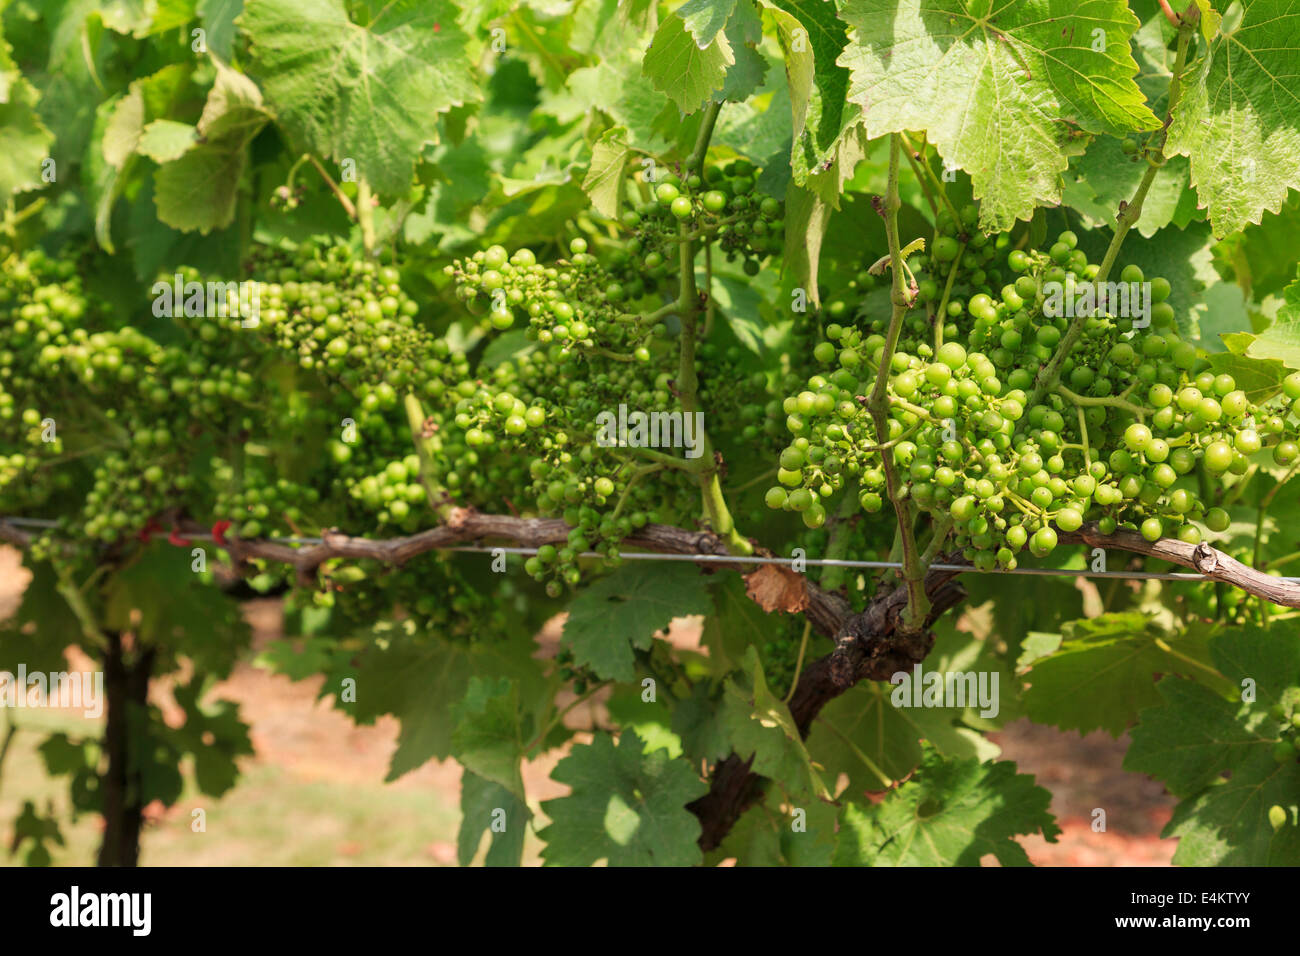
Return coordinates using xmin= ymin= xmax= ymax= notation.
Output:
xmin=712 ymin=790 xmax=838 ymax=865
xmin=671 ymin=683 xmax=731 ymax=764
xmin=714 ymin=0 xmax=767 ymax=103
xmin=642 ymin=7 xmax=734 ymax=113
xmin=348 ymin=619 xmax=547 ymax=780
xmin=560 ymin=562 xmax=711 ymax=681
xmin=538 ymin=730 xmax=707 ymax=866
xmin=457 ymin=769 xmax=531 ymax=866
xmin=715 ymin=70 xmax=793 ymax=163
xmin=782 ymin=183 xmax=831 ymax=309
xmin=1244 ymin=268 xmax=1300 ymax=370
xmin=0 ymin=562 xmax=84 ymax=674
xmin=1125 ymin=625 xmax=1300 ymax=865
xmin=1063 ymin=137 xmax=1191 ymax=238
xmin=834 ymin=748 xmax=1060 ymax=866
xmin=154 ymin=141 xmax=246 ymax=233
xmin=153 ymin=60 xmax=268 ymax=233
xmin=101 ymin=0 xmax=160 ymax=36
xmin=562 ymin=53 xmax=679 ymax=153
xmin=1232 ymin=193 xmax=1300 ymax=299
xmin=1165 ymin=0 xmax=1300 ymax=237
xmin=241 ymin=0 xmax=480 ymax=196
xmin=196 ymin=58 xmax=267 ymax=142
xmin=723 ymin=647 xmax=831 ymax=801
xmin=451 ymin=676 xmax=529 ymax=800
xmin=0 ymin=75 xmax=54 ymax=201
xmin=1021 ymin=612 xmax=1229 ymax=737
xmin=838 ymin=0 xmax=1159 ymax=232
xmin=609 ymin=694 xmax=686 ymax=759
xmin=169 ymin=677 xmax=254 ymax=797
xmin=581 ymin=126 xmax=630 ymax=218
xmin=102 ymin=544 xmax=250 ymax=676
xmin=677 ymin=0 xmax=737 ymax=46
xmin=137 ymin=119 xmax=196 ymax=162
xmin=198 ymin=0 xmax=244 ymax=58
xmin=701 ymin=573 xmax=780 ymax=673
xmin=808 ymin=666 xmax=1001 ymax=792
xmin=1205 ymin=351 xmax=1286 ymax=404
xmin=759 ymin=0 xmax=851 ymax=159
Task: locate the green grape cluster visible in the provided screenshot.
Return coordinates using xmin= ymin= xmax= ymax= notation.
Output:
xmin=695 ymin=342 xmax=788 ymax=451
xmin=243 ymin=242 xmax=451 ymax=395
xmin=620 ymin=159 xmax=784 ymax=278
xmin=320 ymin=554 xmax=515 ymax=642
xmin=447 ymin=240 xmax=660 ymax=360
xmin=441 ymin=236 xmax=723 ymax=594
xmin=764 ymin=210 xmax=1300 ymax=570
xmin=0 ymin=251 xmax=268 ymax=549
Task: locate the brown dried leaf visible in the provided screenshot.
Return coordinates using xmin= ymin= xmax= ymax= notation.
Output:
xmin=744 ymin=564 xmax=810 ymax=614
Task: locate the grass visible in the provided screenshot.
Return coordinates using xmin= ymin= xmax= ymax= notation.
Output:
xmin=0 ymin=705 xmax=546 ymax=866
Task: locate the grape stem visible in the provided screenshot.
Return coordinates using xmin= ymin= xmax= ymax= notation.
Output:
xmin=819 ymin=482 xmax=862 ymax=593
xmin=1026 ymin=21 xmax=1195 ymax=413
xmin=686 ymin=101 xmax=724 ymax=179
xmin=403 ymin=393 xmax=455 ymax=521
xmin=53 ymin=565 xmax=110 ymax=654
xmin=610 ymin=464 xmax=661 ymax=522
xmin=673 ymin=104 xmax=753 ymax=556
xmin=783 ymin=619 xmax=813 ymax=705
xmin=932 ymin=239 xmax=966 ymax=350
xmin=1055 ymin=384 xmax=1147 ymax=420
xmin=525 ymin=680 xmax=611 ymax=754
xmin=813 ymin=716 xmax=895 ymax=789
xmin=898 ymin=132 xmax=960 ymax=225
xmin=632 ymin=300 xmax=681 ymax=327
xmin=308 ymin=155 xmax=357 ymax=220
xmin=919 ymin=515 xmax=955 ymax=566
xmin=1076 ymin=405 xmax=1093 ymax=468
xmin=357 ymin=178 xmax=377 ymax=254
xmin=868 ymin=134 xmax=930 ymax=630
xmin=588 ymin=345 xmax=638 ymax=362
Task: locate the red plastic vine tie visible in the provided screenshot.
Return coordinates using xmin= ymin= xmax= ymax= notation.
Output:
xmin=168 ymin=527 xmax=188 ymax=547
xmin=211 ymin=520 xmax=232 ymax=547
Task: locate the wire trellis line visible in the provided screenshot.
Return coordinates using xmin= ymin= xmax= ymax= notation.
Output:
xmin=4 ymin=516 xmax=1295 ymax=584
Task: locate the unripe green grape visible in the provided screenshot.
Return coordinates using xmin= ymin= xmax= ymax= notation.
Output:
xmin=1124 ymin=423 xmax=1152 ymax=452
xmin=932 ymin=236 xmax=959 ymax=262
xmin=1120 ymin=263 xmax=1144 ymax=284
xmin=655 ymin=182 xmax=679 ymax=204
xmin=788 ymin=488 xmax=813 ymax=511
xmin=1204 ymin=440 xmax=1233 ymax=472
xmin=802 ymin=503 xmax=827 ymax=528
xmin=1205 ymin=507 xmax=1231 ymax=532
xmin=1235 ymin=429 xmax=1261 ymax=454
